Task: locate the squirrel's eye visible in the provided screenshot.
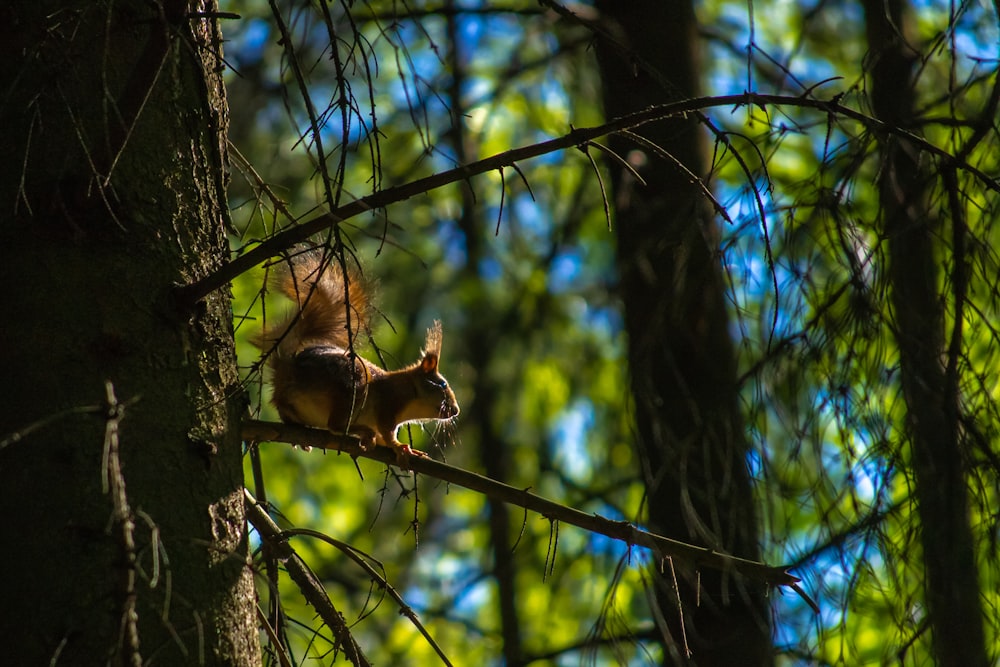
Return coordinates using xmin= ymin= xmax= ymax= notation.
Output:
xmin=428 ymin=377 xmax=448 ymax=389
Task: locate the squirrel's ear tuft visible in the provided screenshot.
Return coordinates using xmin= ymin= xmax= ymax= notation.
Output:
xmin=424 ymin=320 xmax=444 ymax=357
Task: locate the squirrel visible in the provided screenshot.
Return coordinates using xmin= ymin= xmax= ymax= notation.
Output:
xmin=254 ymin=250 xmax=460 ymax=460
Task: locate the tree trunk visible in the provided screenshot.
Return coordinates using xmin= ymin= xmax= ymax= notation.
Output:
xmin=0 ymin=2 xmax=259 ymax=664
xmin=446 ymin=10 xmax=525 ymax=659
xmin=594 ymin=2 xmax=771 ymax=664
xmin=861 ymin=0 xmax=988 ymax=664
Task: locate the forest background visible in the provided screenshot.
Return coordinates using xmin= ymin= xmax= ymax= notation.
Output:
xmin=1 ymin=0 xmax=998 ymax=665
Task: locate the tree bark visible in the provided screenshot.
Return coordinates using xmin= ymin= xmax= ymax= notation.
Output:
xmin=0 ymin=1 xmax=259 ymax=664
xmin=594 ymin=2 xmax=771 ymax=664
xmin=861 ymin=0 xmax=988 ymax=664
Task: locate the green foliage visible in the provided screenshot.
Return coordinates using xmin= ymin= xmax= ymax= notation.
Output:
xmin=222 ymin=0 xmax=999 ymax=664
xmin=226 ymin=3 xmax=647 ymax=663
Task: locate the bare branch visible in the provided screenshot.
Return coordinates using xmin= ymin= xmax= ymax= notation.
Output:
xmin=280 ymin=527 xmax=454 ymax=667
xmin=178 ymin=91 xmax=999 ymax=308
xmin=241 ymin=420 xmax=805 ymax=593
xmin=244 ymin=489 xmax=371 ymax=667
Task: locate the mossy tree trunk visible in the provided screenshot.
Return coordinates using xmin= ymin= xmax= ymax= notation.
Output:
xmin=0 ymin=1 xmax=259 ymax=664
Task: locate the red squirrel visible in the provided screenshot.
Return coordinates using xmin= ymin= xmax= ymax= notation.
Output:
xmin=254 ymin=251 xmax=460 ymax=460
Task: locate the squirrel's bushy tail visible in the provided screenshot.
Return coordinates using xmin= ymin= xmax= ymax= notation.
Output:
xmin=255 ymin=251 xmax=370 ymax=358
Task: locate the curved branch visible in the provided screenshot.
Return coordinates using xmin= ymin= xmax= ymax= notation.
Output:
xmin=177 ymin=92 xmax=1000 ymax=308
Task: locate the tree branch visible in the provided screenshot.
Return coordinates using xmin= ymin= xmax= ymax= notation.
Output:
xmin=241 ymin=420 xmax=804 ymax=593
xmin=244 ymin=489 xmax=371 ymax=667
xmin=177 ymin=92 xmax=999 ymax=309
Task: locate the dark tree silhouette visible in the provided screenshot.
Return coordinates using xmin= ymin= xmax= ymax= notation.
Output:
xmin=595 ymin=2 xmax=771 ymax=664
xmin=0 ymin=2 xmax=258 ymax=664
